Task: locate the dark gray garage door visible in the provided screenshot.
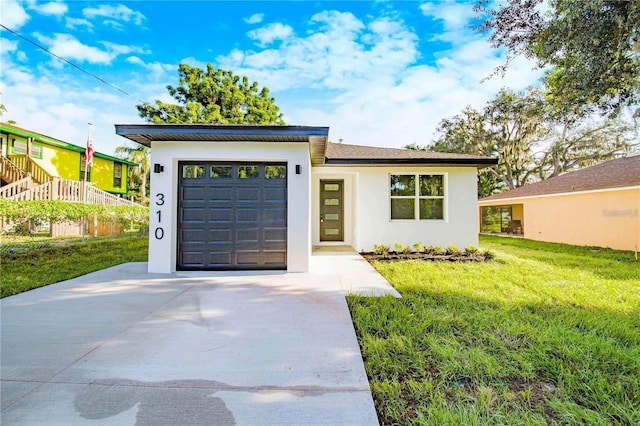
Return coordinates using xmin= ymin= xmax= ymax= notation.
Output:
xmin=178 ymin=162 xmax=287 ymax=270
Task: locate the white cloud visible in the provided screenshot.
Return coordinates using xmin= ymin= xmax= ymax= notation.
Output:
xmin=83 ymin=4 xmax=146 ymax=25
xmin=420 ymin=0 xmax=476 ymax=31
xmin=66 ymin=17 xmax=93 ymax=30
xmin=34 ymin=33 xmax=145 ymax=64
xmin=125 ymin=56 xmax=174 ymax=80
xmin=244 ymin=13 xmax=264 ymax=24
xmin=0 ymin=39 xmax=19 ymax=54
xmin=247 ymin=23 xmax=294 ymax=47
xmin=29 ymin=1 xmax=68 ymax=17
xmin=0 ymin=0 xmax=30 ymax=29
xmin=220 ymin=11 xmax=419 ymax=92
xmin=35 ymin=33 xmax=111 ymax=63
xmin=218 ymin=8 xmax=542 ymax=148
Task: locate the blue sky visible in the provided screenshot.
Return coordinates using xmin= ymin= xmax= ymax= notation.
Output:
xmin=1 ymin=0 xmax=544 ymax=155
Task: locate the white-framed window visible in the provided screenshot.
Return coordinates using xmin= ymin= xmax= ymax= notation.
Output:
xmin=390 ymin=174 xmax=445 ymax=220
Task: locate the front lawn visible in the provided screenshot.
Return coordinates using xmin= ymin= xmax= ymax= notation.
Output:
xmin=0 ymin=236 xmax=148 ymax=298
xmin=348 ymin=235 xmax=640 ymax=425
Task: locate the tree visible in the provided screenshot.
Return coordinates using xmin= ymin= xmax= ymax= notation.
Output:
xmin=426 ymin=87 xmax=637 ymax=197
xmin=476 ymin=0 xmax=640 ymax=116
xmin=429 ymin=88 xmax=546 ymax=195
xmin=115 ymin=144 xmax=150 ymax=204
xmin=136 ymin=63 xmax=285 ymax=124
xmin=536 ymin=118 xmax=636 ymax=179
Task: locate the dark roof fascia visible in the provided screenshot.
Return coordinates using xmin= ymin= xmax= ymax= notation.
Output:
xmin=115 ymin=124 xmax=329 ymax=143
xmin=324 ymin=158 xmax=498 ymax=168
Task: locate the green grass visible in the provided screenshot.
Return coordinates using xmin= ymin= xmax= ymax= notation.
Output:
xmin=0 ymin=236 xmax=148 ymax=298
xmin=348 ymin=235 xmax=640 ymax=425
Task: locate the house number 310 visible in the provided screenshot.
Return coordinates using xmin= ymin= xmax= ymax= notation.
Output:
xmin=154 ymin=193 xmax=165 ymax=240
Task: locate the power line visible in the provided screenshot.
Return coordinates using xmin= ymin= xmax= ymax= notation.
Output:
xmin=1 ymin=23 xmax=141 ymax=102
xmin=1 ymin=23 xmax=189 ymax=126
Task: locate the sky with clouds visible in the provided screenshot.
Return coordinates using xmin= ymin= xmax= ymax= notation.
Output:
xmin=0 ymin=0 xmax=545 ymax=155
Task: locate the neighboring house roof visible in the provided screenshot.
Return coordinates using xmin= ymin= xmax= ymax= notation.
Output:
xmin=480 ymin=154 xmax=640 ymax=202
xmin=1 ymin=122 xmax=138 ymax=166
xmin=114 ymin=124 xmax=497 ymax=168
xmin=325 ymin=143 xmax=497 ymax=168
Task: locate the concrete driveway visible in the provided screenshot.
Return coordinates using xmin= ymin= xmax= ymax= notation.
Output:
xmin=1 ymin=252 xmax=399 ymax=425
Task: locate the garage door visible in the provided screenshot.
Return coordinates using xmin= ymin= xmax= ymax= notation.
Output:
xmin=178 ymin=162 xmax=287 ymax=270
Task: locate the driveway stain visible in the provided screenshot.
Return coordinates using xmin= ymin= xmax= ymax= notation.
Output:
xmin=74 ymin=378 xmax=368 ymax=425
xmin=74 ymin=379 xmax=235 ymax=425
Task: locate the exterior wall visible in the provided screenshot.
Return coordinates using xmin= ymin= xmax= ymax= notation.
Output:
xmin=40 ymin=143 xmax=81 ymax=180
xmin=91 ymin=156 xmax=128 ymax=194
xmin=312 ymin=166 xmax=480 ymax=251
xmin=479 ymin=188 xmax=640 ymax=251
xmin=148 ymin=141 xmax=311 ymax=274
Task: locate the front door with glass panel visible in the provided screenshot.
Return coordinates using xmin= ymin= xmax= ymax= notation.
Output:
xmin=320 ymin=180 xmax=344 ymax=241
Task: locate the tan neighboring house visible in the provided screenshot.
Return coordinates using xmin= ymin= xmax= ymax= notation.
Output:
xmin=478 ymin=154 xmax=640 ymax=251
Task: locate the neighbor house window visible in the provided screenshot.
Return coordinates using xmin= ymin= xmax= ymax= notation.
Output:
xmin=113 ymin=163 xmax=122 ymax=188
xmin=11 ymin=139 xmax=27 ymax=155
xmin=390 ymin=174 xmax=445 ymax=220
xmin=481 ymin=206 xmax=512 ymax=233
xmin=30 ymin=143 xmax=43 ymax=159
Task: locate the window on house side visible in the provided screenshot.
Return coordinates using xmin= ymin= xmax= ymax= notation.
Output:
xmin=113 ymin=163 xmax=122 ymax=187
xmin=390 ymin=174 xmax=445 ymax=220
xmin=11 ymin=139 xmax=27 ymax=155
xmin=29 ymin=144 xmax=43 ymax=159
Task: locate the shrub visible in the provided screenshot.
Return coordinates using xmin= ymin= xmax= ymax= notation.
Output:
xmin=464 ymin=245 xmax=479 ymax=254
xmin=373 ymin=244 xmax=390 ymax=256
xmin=424 ymin=245 xmax=434 ymax=254
xmin=413 ymin=242 xmax=424 ymax=253
xmin=393 ymin=243 xmax=404 ymax=254
xmin=402 ymin=246 xmax=413 ymax=256
xmin=446 ymin=244 xmax=460 ymax=255
xmin=432 ymin=246 xmax=444 ymax=255
xmin=481 ymin=249 xmax=495 ymax=261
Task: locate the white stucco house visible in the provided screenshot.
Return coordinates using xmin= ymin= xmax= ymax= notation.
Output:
xmin=115 ymin=125 xmax=497 ymax=273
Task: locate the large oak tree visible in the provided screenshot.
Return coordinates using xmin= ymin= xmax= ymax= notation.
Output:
xmin=476 ymin=0 xmax=640 ymax=117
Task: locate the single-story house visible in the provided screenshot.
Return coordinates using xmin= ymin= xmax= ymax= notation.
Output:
xmin=478 ymin=154 xmax=640 ymax=251
xmin=115 ymin=124 xmax=497 ymax=273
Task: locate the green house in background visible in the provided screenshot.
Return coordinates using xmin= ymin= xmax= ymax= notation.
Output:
xmin=0 ymin=122 xmax=137 ymax=195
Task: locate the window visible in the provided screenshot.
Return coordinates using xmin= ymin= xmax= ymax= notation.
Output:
xmin=481 ymin=206 xmax=512 ymax=233
xmin=265 ymin=165 xmax=286 ymax=179
xmin=113 ymin=163 xmax=122 ymax=188
xmin=390 ymin=174 xmax=445 ymax=220
xmin=183 ymin=165 xmax=205 ymax=179
xmin=29 ymin=143 xmax=43 ymax=159
xmin=11 ymin=139 xmax=27 ymax=155
xmin=238 ymin=165 xmax=259 ymax=179
xmin=211 ymin=165 xmax=232 ymax=178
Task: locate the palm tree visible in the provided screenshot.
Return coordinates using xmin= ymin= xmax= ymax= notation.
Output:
xmin=115 ymin=144 xmax=150 ymax=204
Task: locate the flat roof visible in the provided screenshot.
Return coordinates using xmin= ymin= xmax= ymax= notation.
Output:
xmin=115 ymin=124 xmax=329 ymax=165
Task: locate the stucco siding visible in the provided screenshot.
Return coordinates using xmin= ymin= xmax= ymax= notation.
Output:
xmin=313 ymin=166 xmax=479 ymax=251
xmin=480 ymin=188 xmax=640 ymax=251
xmin=148 ymin=141 xmax=311 ymax=274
